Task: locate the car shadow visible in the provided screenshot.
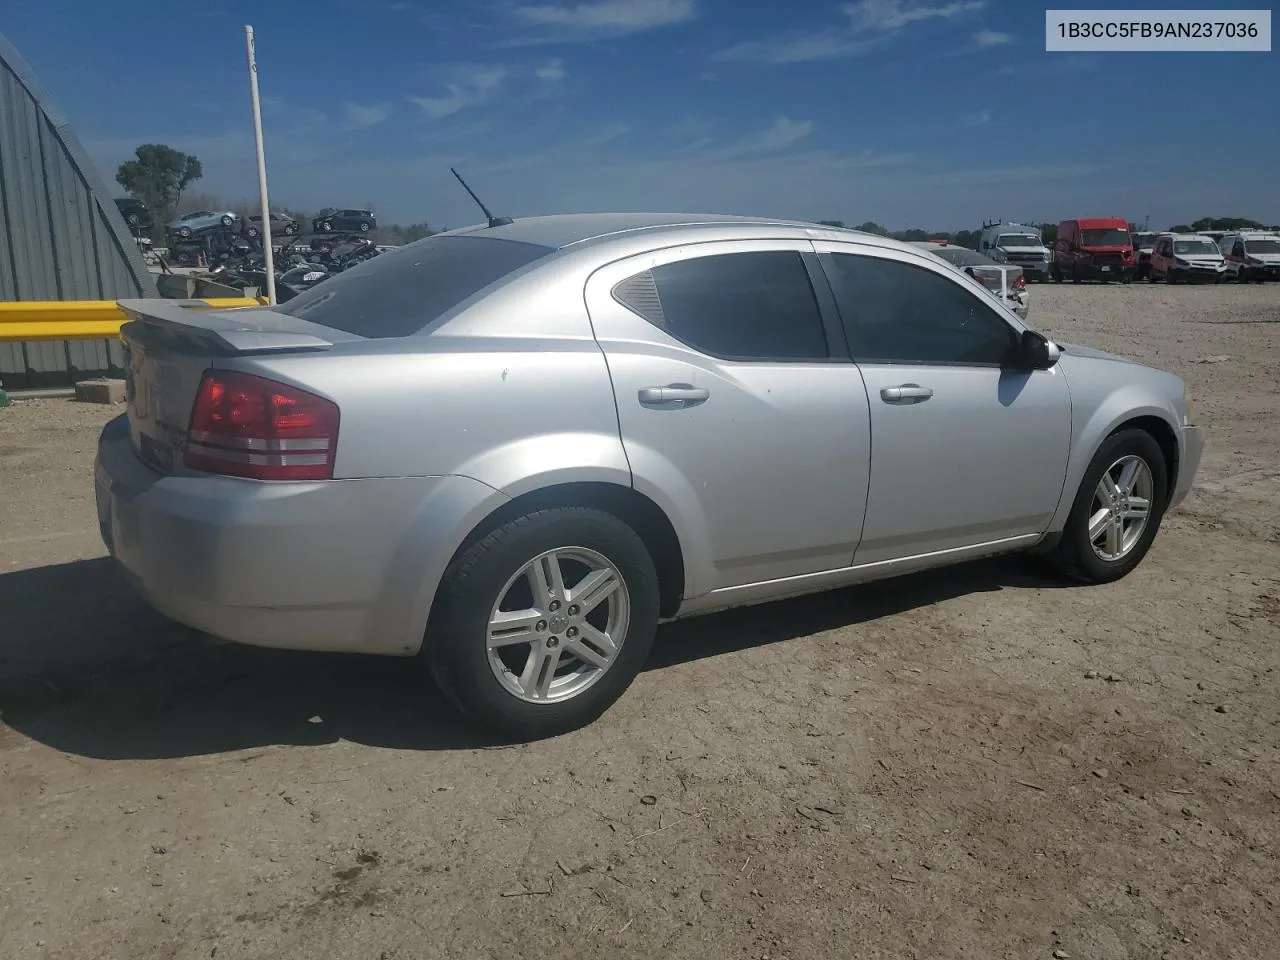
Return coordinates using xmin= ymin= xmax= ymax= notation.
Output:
xmin=0 ymin=553 xmax=1074 ymax=760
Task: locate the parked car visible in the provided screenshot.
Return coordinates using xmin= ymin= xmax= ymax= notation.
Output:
xmin=98 ymin=214 xmax=1203 ymax=738
xmin=167 ymin=210 xmax=239 ymax=238
xmin=245 ymin=212 xmax=299 ymax=238
xmin=1131 ymin=231 xmax=1157 ymax=280
xmin=912 ymin=242 xmax=1030 ymax=319
xmin=1219 ymin=231 xmax=1280 ymax=282
xmin=1052 ymin=218 xmax=1134 ymax=283
xmin=977 ymin=222 xmax=1053 ymax=282
xmin=1148 ymin=233 xmax=1227 ymax=284
xmin=312 ymin=208 xmax=376 ymax=233
xmin=114 ymin=197 xmax=154 ymax=233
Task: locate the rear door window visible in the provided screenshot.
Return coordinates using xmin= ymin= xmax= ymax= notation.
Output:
xmin=280 ymin=235 xmax=554 ymax=338
xmin=613 ymin=251 xmax=829 ymax=360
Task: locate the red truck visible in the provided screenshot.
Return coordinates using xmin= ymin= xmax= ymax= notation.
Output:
xmin=1052 ymin=217 xmax=1134 ymax=283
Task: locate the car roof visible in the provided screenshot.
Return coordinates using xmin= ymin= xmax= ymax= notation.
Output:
xmin=1239 ymin=230 xmax=1280 ymax=238
xmin=1161 ymin=232 xmax=1218 ymax=240
xmin=437 ymin=212 xmax=902 ymax=252
xmin=1072 ymin=218 xmax=1128 ymax=228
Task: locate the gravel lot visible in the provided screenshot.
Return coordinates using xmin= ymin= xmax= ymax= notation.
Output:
xmin=2 ymin=283 xmax=1278 ymax=960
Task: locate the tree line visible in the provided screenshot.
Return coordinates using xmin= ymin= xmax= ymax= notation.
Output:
xmin=114 ymin=143 xmax=1279 ymax=252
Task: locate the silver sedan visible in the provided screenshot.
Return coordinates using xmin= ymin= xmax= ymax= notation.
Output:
xmin=96 ymin=215 xmax=1204 ymax=738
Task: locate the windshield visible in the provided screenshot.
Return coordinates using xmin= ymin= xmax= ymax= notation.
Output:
xmin=997 ymin=234 xmax=1040 ymax=248
xmin=1133 ymin=232 xmax=1156 ymax=249
xmin=1245 ymin=239 xmax=1280 ymax=254
xmin=1080 ymin=228 xmax=1131 ymax=247
xmin=932 ymin=247 xmax=992 ymax=267
xmin=1173 ymin=240 xmax=1220 ymax=256
xmin=280 ymin=234 xmax=555 ymax=338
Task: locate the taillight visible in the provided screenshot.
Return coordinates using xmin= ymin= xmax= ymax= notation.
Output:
xmin=1013 ymin=274 xmax=1026 ymax=289
xmin=185 ymin=370 xmax=339 ymax=481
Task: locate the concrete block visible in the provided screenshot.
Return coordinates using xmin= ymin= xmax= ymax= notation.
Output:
xmin=75 ymin=378 xmax=126 ymax=404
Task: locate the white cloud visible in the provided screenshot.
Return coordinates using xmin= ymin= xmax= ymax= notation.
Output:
xmin=973 ymin=28 xmax=1013 ymax=47
xmin=712 ymin=32 xmax=883 ymax=65
xmin=712 ymin=117 xmax=815 ymax=158
xmin=713 ymin=0 xmax=985 ymax=64
xmin=511 ymin=0 xmax=695 ymax=38
xmin=535 ymin=58 xmax=567 ymax=81
xmin=342 ymin=102 xmax=393 ymax=129
xmin=960 ymin=109 xmax=991 ymax=127
xmin=844 ymin=0 xmax=986 ymax=32
xmin=409 ymin=64 xmax=507 ymax=120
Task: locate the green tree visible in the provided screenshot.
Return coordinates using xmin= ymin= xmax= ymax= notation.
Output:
xmin=853 ymin=221 xmax=889 ymax=236
xmin=1168 ymin=224 xmax=1192 ymax=233
xmin=1190 ymin=216 xmax=1264 ymax=232
xmin=116 ymin=144 xmax=203 ymax=239
xmin=952 ymin=229 xmax=980 ymax=249
xmin=817 ymin=220 xmax=845 ymax=228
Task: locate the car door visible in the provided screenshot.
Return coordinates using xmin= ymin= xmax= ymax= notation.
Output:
xmin=584 ymin=240 xmax=872 ymax=594
xmin=814 ymin=240 xmax=1071 ymax=566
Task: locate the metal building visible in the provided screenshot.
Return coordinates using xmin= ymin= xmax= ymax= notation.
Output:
xmin=0 ymin=31 xmax=158 ymax=389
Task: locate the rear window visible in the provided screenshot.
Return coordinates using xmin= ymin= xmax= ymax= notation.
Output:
xmin=279 ymin=235 xmax=555 ymax=338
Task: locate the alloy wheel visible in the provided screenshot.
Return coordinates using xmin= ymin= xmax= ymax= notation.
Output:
xmin=486 ymin=547 xmax=630 ymax=704
xmin=1088 ymin=455 xmax=1154 ymax=561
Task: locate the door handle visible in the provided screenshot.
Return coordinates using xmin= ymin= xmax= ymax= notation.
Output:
xmin=880 ymin=384 xmax=933 ymax=404
xmin=638 ymin=384 xmax=710 ymax=408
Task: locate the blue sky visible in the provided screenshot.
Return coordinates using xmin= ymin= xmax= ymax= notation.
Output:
xmin=4 ymin=0 xmax=1277 ymax=229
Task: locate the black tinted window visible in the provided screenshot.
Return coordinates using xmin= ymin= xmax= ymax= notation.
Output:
xmin=824 ymin=253 xmax=1017 ymax=365
xmin=615 ymin=252 xmax=828 ymax=360
xmin=280 ymin=235 xmax=554 ymax=338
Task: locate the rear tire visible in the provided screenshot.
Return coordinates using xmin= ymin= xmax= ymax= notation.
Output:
xmin=1048 ymin=429 xmax=1168 ymax=585
xmin=424 ymin=507 xmax=660 ymax=740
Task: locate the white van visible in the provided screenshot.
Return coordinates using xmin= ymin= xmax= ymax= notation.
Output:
xmin=1219 ymin=231 xmax=1280 ymax=282
xmin=977 ymin=222 xmax=1053 ymax=281
xmin=1148 ymin=233 xmax=1227 ymax=284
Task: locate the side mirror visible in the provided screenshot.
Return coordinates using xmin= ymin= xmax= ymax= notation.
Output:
xmin=1012 ymin=329 xmax=1059 ymax=371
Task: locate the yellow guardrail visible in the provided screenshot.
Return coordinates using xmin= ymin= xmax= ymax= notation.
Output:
xmin=0 ymin=298 xmax=266 ymax=342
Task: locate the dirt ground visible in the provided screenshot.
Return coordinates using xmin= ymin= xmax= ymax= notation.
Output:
xmin=2 ymin=283 xmax=1278 ymax=960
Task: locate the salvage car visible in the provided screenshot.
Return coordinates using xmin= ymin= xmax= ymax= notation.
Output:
xmin=167 ymin=210 xmax=239 ymax=238
xmin=312 ymin=208 xmax=376 ymax=233
xmin=1148 ymin=233 xmax=1227 ymax=284
xmin=114 ymin=197 xmax=154 ymax=233
xmin=96 ymin=215 xmax=1203 ymax=738
xmin=1219 ymin=231 xmax=1280 ymax=282
xmin=244 ymin=212 xmax=299 ymax=238
xmin=1131 ymin=231 xmax=1157 ymax=280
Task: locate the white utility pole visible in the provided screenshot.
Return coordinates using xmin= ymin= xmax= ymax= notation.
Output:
xmin=244 ymin=25 xmax=276 ymax=304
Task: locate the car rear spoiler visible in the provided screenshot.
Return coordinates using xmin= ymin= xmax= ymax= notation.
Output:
xmin=116 ymin=299 xmax=339 ymax=354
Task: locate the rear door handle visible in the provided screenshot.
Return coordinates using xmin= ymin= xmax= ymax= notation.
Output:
xmin=638 ymin=384 xmax=710 ymax=408
xmin=880 ymin=384 xmax=933 ymax=404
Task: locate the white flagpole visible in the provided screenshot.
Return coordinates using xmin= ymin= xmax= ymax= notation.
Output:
xmin=244 ymin=25 xmax=276 ymax=305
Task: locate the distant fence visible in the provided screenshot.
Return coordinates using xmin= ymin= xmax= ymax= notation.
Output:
xmin=0 ymin=298 xmax=264 ymax=389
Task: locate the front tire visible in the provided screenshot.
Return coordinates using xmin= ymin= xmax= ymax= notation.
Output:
xmin=424 ymin=507 xmax=660 ymax=740
xmin=1048 ymin=429 xmax=1168 ymax=584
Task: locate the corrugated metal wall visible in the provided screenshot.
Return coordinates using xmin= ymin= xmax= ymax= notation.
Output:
xmin=0 ymin=32 xmax=158 ymax=389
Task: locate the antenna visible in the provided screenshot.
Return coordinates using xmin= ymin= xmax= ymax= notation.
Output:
xmin=450 ymin=167 xmax=513 ymax=228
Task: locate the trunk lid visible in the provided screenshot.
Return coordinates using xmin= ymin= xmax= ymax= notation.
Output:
xmin=117 ymin=299 xmax=356 ymax=475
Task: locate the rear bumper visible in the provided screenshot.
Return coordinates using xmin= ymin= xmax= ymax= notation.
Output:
xmin=1170 ymin=424 xmax=1205 ymax=511
xmin=94 ymin=414 xmax=498 ymax=655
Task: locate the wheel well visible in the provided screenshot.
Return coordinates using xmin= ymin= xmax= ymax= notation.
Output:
xmin=454 ymin=482 xmax=686 ymax=618
xmin=1110 ymin=415 xmax=1178 ymax=498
